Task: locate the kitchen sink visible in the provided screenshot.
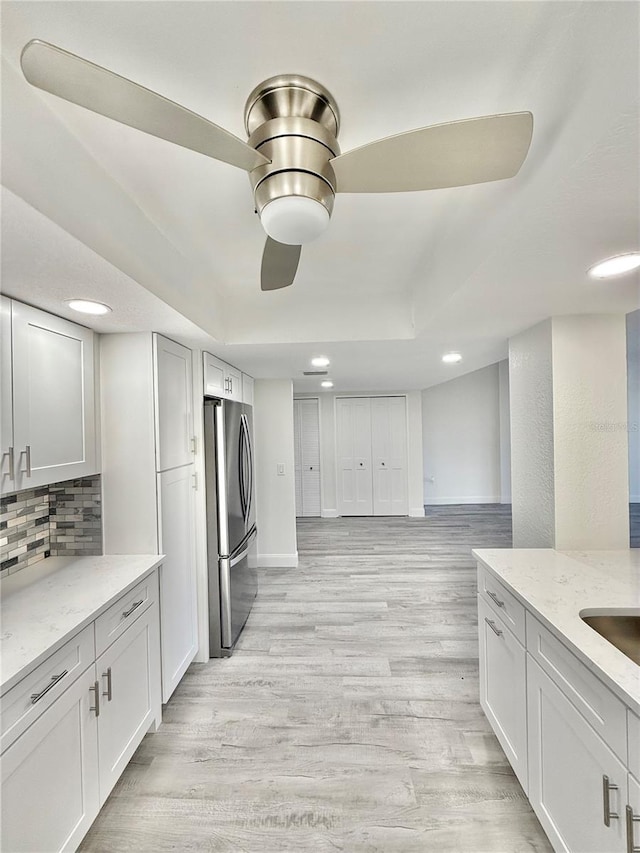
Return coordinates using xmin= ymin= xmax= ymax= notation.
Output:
xmin=581 ymin=613 xmax=640 ymax=665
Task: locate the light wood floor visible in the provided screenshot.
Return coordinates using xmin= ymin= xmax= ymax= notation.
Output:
xmin=81 ymin=506 xmax=553 ymax=852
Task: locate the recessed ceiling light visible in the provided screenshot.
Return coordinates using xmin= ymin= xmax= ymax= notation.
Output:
xmin=311 ymin=356 xmax=330 ymax=368
xmin=442 ymin=352 xmax=462 ymax=364
xmin=67 ymin=299 xmax=112 ymax=315
xmin=321 ymin=380 xmax=334 ymax=388
xmin=588 ymin=253 xmax=640 ymax=279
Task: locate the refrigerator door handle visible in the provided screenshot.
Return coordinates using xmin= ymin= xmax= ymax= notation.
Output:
xmin=244 ymin=415 xmax=254 ymax=523
xmin=238 ymin=418 xmax=247 ymax=523
xmin=229 ymin=526 xmax=257 ymax=567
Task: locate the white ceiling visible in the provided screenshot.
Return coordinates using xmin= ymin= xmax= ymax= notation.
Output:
xmin=1 ymin=1 xmax=638 ymax=392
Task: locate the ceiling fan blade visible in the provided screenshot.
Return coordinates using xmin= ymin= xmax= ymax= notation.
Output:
xmin=331 ymin=112 xmax=533 ymax=193
xmin=20 ymin=40 xmax=269 ymax=172
xmin=261 ymin=238 xmax=301 ymax=291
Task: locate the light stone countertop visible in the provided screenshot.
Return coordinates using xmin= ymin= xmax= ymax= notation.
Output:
xmin=0 ymin=554 xmax=163 ymax=696
xmin=472 ymin=548 xmax=640 ymax=715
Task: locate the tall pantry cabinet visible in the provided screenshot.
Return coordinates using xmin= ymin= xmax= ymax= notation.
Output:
xmin=100 ymin=333 xmax=198 ymax=703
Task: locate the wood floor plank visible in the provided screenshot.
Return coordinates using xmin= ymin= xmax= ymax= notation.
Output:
xmin=80 ymin=505 xmax=553 ymax=852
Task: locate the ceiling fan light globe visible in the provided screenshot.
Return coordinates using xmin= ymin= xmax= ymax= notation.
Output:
xmin=261 ymin=196 xmax=329 ymax=245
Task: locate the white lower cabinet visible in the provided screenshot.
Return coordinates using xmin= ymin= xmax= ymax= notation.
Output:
xmin=628 ymin=775 xmax=640 ymax=853
xmin=1 ymin=668 xmax=100 ymax=853
xmin=527 ymin=656 xmax=627 ymax=852
xmin=96 ymin=604 xmax=161 ymax=801
xmin=478 ymin=595 xmax=528 ymax=790
xmin=1 ymin=570 xmax=162 ymax=852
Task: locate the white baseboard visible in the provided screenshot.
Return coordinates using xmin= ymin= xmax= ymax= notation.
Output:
xmin=424 ymin=496 xmax=502 ymax=506
xmin=409 ymin=506 xmax=426 ymax=518
xmin=321 ymin=509 xmax=339 ymax=518
xmin=258 ymin=552 xmax=299 ymax=568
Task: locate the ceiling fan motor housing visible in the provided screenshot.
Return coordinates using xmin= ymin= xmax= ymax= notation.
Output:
xmin=244 ymin=76 xmax=341 ymax=241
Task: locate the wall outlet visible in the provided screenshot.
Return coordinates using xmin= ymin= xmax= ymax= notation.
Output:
xmin=277 ymin=463 xmax=285 ymax=476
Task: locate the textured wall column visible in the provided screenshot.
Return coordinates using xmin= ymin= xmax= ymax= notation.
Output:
xmin=510 ymin=315 xmax=629 ymax=549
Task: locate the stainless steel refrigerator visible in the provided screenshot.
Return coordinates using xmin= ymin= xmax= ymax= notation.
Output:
xmin=204 ymin=397 xmax=258 ymax=657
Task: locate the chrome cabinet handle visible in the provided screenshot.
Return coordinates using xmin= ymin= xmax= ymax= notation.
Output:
xmin=485 ymin=617 xmax=503 ymax=637
xmin=24 ymin=445 xmax=32 ymax=477
xmin=122 ymin=599 xmax=143 ymax=618
xmin=190 ymin=436 xmax=197 ymax=454
xmin=30 ymin=670 xmax=68 ymax=704
xmin=603 ymin=775 xmax=619 ymax=826
xmin=102 ymin=667 xmax=112 ymax=701
xmin=89 ymin=680 xmax=100 ymax=717
xmin=487 ymin=590 xmax=505 ymax=608
xmin=7 ymin=446 xmax=14 ymax=480
xmin=626 ymin=805 xmax=640 ymax=853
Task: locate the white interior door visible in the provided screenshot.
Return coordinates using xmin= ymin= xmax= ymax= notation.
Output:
xmin=336 ymin=397 xmax=373 ymax=516
xmin=371 ymin=396 xmax=408 ymax=516
xmin=294 ymin=399 xmax=321 ymax=517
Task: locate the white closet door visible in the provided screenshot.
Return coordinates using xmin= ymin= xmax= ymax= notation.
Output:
xmin=371 ymin=397 xmax=408 ymax=516
xmin=293 ymin=400 xmax=303 ymax=517
xmin=299 ymin=399 xmax=321 ymax=516
xmin=293 ymin=399 xmax=321 ymax=517
xmin=336 ymin=397 xmax=373 ymax=516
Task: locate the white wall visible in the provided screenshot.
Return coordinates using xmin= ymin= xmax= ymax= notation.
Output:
xmin=422 ymin=364 xmax=502 ymax=505
xmin=498 ymin=359 xmax=512 ymax=504
xmin=296 ymin=391 xmax=424 ymax=518
xmin=628 ymin=310 xmax=640 ymax=502
xmin=253 ymin=379 xmax=298 ymax=567
xmin=509 ymin=319 xmax=555 ymax=547
xmin=510 ymin=315 xmax=630 ymax=549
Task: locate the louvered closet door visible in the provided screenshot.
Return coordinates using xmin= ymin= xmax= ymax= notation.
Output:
xmin=336 ymin=397 xmax=373 ymax=515
xmin=293 ymin=399 xmax=321 ymax=517
xmin=371 ymin=397 xmax=408 ymax=516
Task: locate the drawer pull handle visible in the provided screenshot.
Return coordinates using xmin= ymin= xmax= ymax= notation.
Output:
xmin=487 ymin=590 xmax=505 ymax=608
xmin=102 ymin=666 xmax=113 ymax=701
xmin=603 ymin=775 xmax=619 ymax=826
xmin=30 ymin=670 xmax=68 ymax=704
xmin=485 ymin=617 xmax=503 ymax=637
xmin=89 ymin=680 xmax=100 ymax=717
xmin=122 ymin=599 xmax=144 ymax=618
xmin=626 ymin=805 xmax=640 ymax=853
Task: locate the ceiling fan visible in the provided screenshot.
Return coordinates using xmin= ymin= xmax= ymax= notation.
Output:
xmin=20 ymin=40 xmax=533 ymax=292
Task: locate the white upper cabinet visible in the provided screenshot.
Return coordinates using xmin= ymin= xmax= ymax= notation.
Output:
xmin=8 ymin=300 xmax=96 ymax=491
xmin=1 ymin=297 xmax=14 ymax=493
xmin=242 ymin=373 xmax=254 ymax=406
xmin=153 ymin=335 xmax=194 ymax=472
xmin=203 ymin=352 xmax=246 ymax=402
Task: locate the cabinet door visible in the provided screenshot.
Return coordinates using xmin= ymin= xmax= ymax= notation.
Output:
xmin=154 ymin=335 xmax=194 ymax=472
xmin=96 ymin=602 xmax=161 ymax=803
xmin=204 ymin=352 xmax=227 ymax=398
xmin=157 ymin=465 xmax=198 ymax=702
xmin=527 ymin=655 xmax=627 ymax=852
xmin=11 ymin=301 xmax=96 ymax=489
xmin=242 ymin=374 xmax=254 ymax=406
xmin=628 ymin=775 xmax=640 ymax=853
xmin=371 ymin=396 xmax=408 ymax=516
xmin=478 ymin=596 xmax=528 ymax=791
xmin=1 ymin=668 xmax=99 ymax=853
xmin=225 ymin=365 xmax=242 ymax=401
xmin=1 ymin=296 xmax=15 ymax=493
xmin=336 ymin=397 xmax=373 ymax=515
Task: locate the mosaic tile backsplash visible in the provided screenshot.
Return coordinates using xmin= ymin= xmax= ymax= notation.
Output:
xmin=0 ymin=475 xmax=102 ymax=578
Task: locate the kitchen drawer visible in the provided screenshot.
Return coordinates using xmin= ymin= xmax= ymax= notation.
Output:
xmin=477 ymin=563 xmax=525 ymax=644
xmin=629 ymin=709 xmax=640 ymax=779
xmin=0 ymin=624 xmax=95 ymax=753
xmin=526 ymin=612 xmax=627 ymax=763
xmin=94 ymin=573 xmax=157 ymax=658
